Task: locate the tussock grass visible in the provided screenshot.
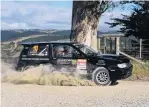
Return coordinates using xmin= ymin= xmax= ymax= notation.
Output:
xmin=128 ymin=61 xmax=149 ymax=81
xmin=1 ymin=63 xmax=95 ymax=86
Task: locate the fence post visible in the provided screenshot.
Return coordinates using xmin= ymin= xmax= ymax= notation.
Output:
xmin=140 ymin=39 xmax=142 ymax=59
xmin=110 ymin=37 xmax=112 ymax=53
xmin=116 ymin=37 xmax=120 ymax=55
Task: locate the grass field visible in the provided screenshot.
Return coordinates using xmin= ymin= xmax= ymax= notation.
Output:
xmin=127 ymin=61 xmax=149 ymax=81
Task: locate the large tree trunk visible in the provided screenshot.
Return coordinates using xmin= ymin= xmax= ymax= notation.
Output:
xmin=70 ymin=1 xmax=101 ymax=50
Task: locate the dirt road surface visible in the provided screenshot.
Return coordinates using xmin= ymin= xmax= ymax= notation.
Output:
xmin=1 ymin=81 xmax=149 ymax=107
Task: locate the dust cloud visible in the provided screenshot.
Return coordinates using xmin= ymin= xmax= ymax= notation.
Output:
xmin=1 ymin=61 xmax=95 ymax=86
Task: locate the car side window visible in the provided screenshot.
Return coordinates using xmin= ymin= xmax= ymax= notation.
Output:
xmin=21 ymin=46 xmax=29 ymax=56
xmin=28 ymin=45 xmax=49 ymax=56
xmin=53 ymin=45 xmax=79 ymax=58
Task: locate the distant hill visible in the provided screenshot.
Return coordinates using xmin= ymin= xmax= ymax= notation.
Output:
xmin=97 ymin=31 xmax=120 ymax=35
xmin=52 ymin=30 xmax=119 ymax=36
xmin=1 ymin=29 xmax=120 ymax=42
xmin=20 ymin=35 xmax=70 ymax=43
xmin=1 ymin=30 xmax=49 ymax=42
xmin=52 ymin=30 xmax=71 ymax=36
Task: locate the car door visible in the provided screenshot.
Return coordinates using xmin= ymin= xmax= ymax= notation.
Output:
xmin=51 ymin=44 xmax=87 ymax=71
xmin=24 ymin=44 xmax=50 ymax=66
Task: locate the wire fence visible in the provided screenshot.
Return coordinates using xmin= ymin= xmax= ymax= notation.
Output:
xmin=99 ymin=37 xmax=149 ymax=60
xmin=120 ymin=37 xmax=149 ymax=60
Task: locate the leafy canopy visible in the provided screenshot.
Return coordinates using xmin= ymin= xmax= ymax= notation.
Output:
xmin=106 ymin=1 xmax=149 ymax=39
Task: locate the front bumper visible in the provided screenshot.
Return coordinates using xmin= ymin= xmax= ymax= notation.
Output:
xmin=109 ymin=64 xmax=133 ymax=80
xmin=120 ymin=66 xmax=133 ymax=79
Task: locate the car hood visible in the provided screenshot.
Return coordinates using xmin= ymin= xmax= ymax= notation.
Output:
xmin=97 ymin=54 xmax=130 ymax=63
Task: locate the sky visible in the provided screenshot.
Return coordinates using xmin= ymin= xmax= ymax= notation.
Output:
xmin=1 ymin=1 xmax=134 ymax=32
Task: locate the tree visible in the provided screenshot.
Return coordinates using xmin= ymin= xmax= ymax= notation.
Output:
xmin=106 ymin=1 xmax=149 ymax=57
xmin=106 ymin=1 xmax=149 ymax=39
xmin=70 ymin=1 xmax=115 ymax=50
xmin=70 ymin=1 xmax=148 ymax=50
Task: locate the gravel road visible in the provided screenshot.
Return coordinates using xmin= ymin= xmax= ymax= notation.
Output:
xmin=1 ymin=81 xmax=149 ymax=107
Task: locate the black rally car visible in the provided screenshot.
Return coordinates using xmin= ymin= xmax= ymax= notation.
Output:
xmin=16 ymin=41 xmax=133 ymax=85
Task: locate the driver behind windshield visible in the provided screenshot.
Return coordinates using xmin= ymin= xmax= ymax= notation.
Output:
xmin=74 ymin=44 xmax=99 ymax=55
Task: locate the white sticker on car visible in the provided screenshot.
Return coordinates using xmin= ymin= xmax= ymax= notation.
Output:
xmin=77 ymin=59 xmax=87 ymax=70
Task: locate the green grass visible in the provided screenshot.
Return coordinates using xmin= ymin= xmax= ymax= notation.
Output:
xmin=127 ymin=61 xmax=149 ymax=81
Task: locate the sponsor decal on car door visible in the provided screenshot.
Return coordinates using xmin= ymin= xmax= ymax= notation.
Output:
xmin=77 ymin=59 xmax=87 ymax=70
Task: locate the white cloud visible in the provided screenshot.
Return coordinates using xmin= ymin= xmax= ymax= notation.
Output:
xmin=1 ymin=1 xmax=72 ymax=29
xmin=1 ymin=1 xmax=132 ymax=31
xmin=1 ymin=22 xmax=30 ymax=29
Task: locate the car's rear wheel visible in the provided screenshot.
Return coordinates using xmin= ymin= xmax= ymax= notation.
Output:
xmin=92 ymin=68 xmax=111 ymax=86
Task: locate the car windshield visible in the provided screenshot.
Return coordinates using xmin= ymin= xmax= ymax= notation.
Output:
xmin=74 ymin=44 xmax=98 ymax=55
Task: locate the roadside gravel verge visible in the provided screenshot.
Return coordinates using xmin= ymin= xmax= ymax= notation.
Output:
xmin=2 ymin=81 xmax=149 ymax=107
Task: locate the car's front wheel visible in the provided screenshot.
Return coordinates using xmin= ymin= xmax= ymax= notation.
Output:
xmin=92 ymin=68 xmax=111 ymax=86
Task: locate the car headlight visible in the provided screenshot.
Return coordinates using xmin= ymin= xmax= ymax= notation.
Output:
xmin=117 ymin=63 xmax=127 ymax=68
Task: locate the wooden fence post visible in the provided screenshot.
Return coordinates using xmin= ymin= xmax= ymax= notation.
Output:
xmin=110 ymin=37 xmax=112 ymax=53
xmin=116 ymin=37 xmax=120 ymax=55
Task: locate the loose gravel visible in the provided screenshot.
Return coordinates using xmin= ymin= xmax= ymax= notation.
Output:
xmin=1 ymin=81 xmax=149 ymax=107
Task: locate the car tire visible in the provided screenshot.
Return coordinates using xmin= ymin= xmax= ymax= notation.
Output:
xmin=92 ymin=68 xmax=111 ymax=86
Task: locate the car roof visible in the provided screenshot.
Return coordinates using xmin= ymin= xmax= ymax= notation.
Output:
xmin=21 ymin=41 xmax=80 ymax=45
